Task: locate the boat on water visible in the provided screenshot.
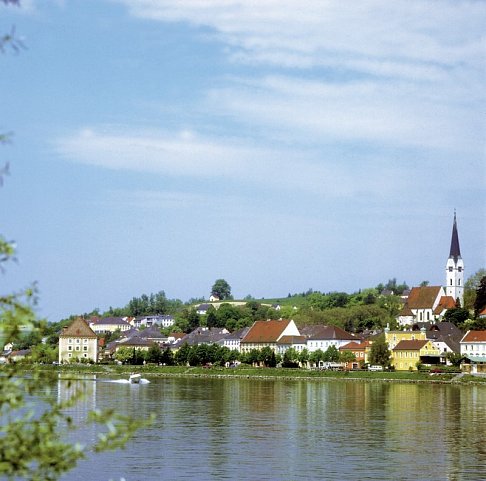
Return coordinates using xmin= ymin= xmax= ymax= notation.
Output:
xmin=129 ymin=373 xmax=142 ymax=384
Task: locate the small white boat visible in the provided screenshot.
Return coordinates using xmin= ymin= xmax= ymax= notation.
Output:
xmin=129 ymin=373 xmax=142 ymax=384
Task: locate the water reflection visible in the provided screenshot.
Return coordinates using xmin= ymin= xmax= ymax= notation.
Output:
xmin=55 ymin=376 xmax=486 ymax=481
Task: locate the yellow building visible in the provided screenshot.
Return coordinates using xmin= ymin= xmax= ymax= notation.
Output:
xmin=392 ymin=339 xmax=441 ymax=371
xmin=385 ymin=328 xmax=426 ymax=350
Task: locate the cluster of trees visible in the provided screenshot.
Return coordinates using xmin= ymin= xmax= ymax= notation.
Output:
xmin=112 ymin=342 xmax=365 ymax=369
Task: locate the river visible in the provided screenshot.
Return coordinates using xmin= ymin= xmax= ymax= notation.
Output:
xmin=56 ymin=375 xmax=486 ymax=481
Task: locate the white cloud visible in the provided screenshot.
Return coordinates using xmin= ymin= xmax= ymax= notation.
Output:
xmin=116 ymin=0 xmax=485 ymax=77
xmin=55 ymin=126 xmax=405 ymax=198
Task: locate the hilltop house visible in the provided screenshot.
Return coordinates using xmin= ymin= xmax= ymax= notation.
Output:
xmin=59 ymin=318 xmax=98 ymax=363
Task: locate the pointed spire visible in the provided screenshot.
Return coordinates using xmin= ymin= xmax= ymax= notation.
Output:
xmin=449 ymin=210 xmax=461 ymax=259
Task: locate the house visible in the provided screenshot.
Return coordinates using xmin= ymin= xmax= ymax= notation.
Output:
xmin=276 ymin=335 xmax=307 ymax=355
xmin=89 ymin=317 xmax=131 ymax=334
xmin=112 ymin=335 xmax=153 ymax=353
xmin=179 ymin=327 xmax=229 ymax=346
xmin=8 ymin=349 xmax=31 ymax=363
xmin=130 ymin=315 xmax=175 ymax=329
xmin=137 ymin=325 xmax=168 ymax=344
xmin=59 ymin=318 xmax=98 ymax=363
xmin=196 ymin=303 xmax=211 ymax=315
xmin=460 ymin=331 xmax=486 ymax=371
xmin=339 ymin=341 xmax=372 ymax=369
xmin=385 ymin=326 xmax=427 ymax=350
xmin=209 ymin=294 xmax=220 ymax=302
xmin=391 ymin=339 xmax=441 ymax=371
xmin=240 ymin=319 xmax=300 ymax=353
xmin=413 ymin=321 xmax=463 ymax=357
xmin=222 ymin=327 xmax=250 ymax=351
xmin=301 ymin=325 xmax=357 ymax=353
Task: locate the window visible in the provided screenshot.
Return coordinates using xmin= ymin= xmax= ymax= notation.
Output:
xmin=83 ymin=339 xmax=88 ymax=344
xmin=83 ymin=346 xmax=88 ymax=351
xmin=450 ymin=279 xmax=453 ymax=286
xmin=449 ymin=267 xmax=453 ymax=272
xmin=68 ymin=346 xmax=72 ymax=351
xmin=458 ymin=279 xmax=461 ymax=285
xmin=458 ymin=267 xmax=462 ymax=272
xmin=68 ymin=339 xmax=73 ymax=344
xmin=68 ymin=353 xmax=72 ymax=358
xmin=75 ymin=346 xmax=80 ymax=351
xmin=76 ymin=339 xmax=80 ymax=343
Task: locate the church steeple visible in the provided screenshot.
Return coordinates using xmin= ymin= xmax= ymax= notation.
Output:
xmin=446 ymin=211 xmax=464 ymax=306
xmin=449 ymin=210 xmax=461 ymax=260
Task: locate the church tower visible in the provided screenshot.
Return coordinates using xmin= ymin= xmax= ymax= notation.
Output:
xmin=445 ymin=211 xmax=464 ymax=306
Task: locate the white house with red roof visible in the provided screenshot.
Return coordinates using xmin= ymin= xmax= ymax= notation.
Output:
xmin=460 ymin=330 xmax=486 ymax=364
xmin=240 ymin=319 xmax=300 ymax=353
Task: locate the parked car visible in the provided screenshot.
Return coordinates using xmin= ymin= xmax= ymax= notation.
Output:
xmin=368 ymin=365 xmax=383 ymax=371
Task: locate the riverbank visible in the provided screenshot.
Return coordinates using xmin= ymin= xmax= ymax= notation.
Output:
xmin=20 ymin=364 xmax=486 ymax=384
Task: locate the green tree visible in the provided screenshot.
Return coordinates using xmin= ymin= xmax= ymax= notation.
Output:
xmin=444 ymin=307 xmax=471 ymax=328
xmin=473 ymin=275 xmax=486 ymax=318
xmin=282 ymin=347 xmax=299 ymax=367
xmin=463 ymin=269 xmax=486 ymax=310
xmin=145 ymin=343 xmax=162 ymax=364
xmin=323 ymin=345 xmax=340 ymax=362
xmin=369 ymin=336 xmax=391 ymax=367
xmin=339 ymin=350 xmax=357 ymax=365
xmin=259 ymin=346 xmax=277 ymax=367
xmin=309 ymin=349 xmax=325 ymax=366
xmin=211 ymin=279 xmax=232 ymax=300
xmin=175 ymin=342 xmax=191 ymax=365
xmin=298 ymin=348 xmax=309 ymax=367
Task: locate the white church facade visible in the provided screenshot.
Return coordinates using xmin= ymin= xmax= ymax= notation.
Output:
xmin=398 ymin=213 xmax=464 ymax=326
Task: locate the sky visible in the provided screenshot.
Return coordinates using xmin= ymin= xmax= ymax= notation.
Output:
xmin=1 ymin=0 xmax=485 ymax=321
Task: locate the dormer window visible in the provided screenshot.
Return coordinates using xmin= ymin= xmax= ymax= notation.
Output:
xmin=448 ymin=267 xmax=453 ymax=272
xmin=458 ymin=267 xmax=462 ymax=272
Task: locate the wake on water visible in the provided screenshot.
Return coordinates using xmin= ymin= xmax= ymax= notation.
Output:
xmin=106 ymin=379 xmax=150 ymax=384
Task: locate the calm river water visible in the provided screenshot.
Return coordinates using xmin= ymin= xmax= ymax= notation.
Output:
xmin=56 ymin=375 xmax=486 ymax=481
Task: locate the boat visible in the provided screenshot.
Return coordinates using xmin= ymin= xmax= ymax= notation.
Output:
xmin=129 ymin=373 xmax=141 ymax=384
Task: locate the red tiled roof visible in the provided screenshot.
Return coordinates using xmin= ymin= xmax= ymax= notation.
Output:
xmin=60 ymin=318 xmax=97 ymax=338
xmin=242 ymin=319 xmax=291 ymax=343
xmin=406 ymin=286 xmax=443 ymax=309
xmin=393 ymin=339 xmax=428 ymax=351
xmin=462 ymin=330 xmax=486 ymax=343
xmin=433 ymin=296 xmax=456 ymax=314
xmin=340 ymin=341 xmax=366 ymax=350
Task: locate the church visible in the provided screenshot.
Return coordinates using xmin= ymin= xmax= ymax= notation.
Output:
xmin=397 ymin=213 xmax=464 ymax=326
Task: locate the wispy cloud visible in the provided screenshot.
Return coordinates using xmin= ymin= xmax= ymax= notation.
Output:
xmin=55 ymin=126 xmax=404 ymax=198
xmin=116 ymin=0 xmax=484 ymax=77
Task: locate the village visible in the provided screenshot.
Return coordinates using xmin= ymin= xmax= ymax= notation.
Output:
xmin=3 ymin=213 xmax=485 ymax=374
xmin=51 ymin=213 xmax=486 ymax=374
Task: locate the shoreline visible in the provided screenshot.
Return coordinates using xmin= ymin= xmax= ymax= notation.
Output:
xmin=20 ymin=364 xmax=486 ymax=385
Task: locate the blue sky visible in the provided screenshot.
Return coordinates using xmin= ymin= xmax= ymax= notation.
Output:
xmin=1 ymin=0 xmax=485 ymax=321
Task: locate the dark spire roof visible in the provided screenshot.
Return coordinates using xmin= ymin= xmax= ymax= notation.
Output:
xmin=449 ymin=210 xmax=461 ymax=259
